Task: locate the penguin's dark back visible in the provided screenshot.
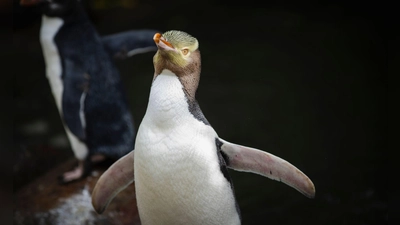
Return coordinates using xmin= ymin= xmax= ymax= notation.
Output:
xmin=54 ymin=4 xmax=135 ymax=158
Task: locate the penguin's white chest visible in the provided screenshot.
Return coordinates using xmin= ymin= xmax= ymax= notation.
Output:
xmin=40 ymin=15 xmax=64 ymax=110
xmin=134 ymin=70 xmax=240 ymax=225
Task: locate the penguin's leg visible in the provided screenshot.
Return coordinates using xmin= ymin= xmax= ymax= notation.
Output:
xmin=91 ymin=154 xmax=106 ymax=163
xmin=58 ymin=155 xmax=110 ymax=184
xmin=58 ymin=129 xmax=91 ymax=184
xmin=90 ymin=153 xmax=116 ymax=169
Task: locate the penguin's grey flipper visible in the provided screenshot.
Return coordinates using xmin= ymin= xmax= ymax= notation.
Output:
xmin=92 ymin=150 xmax=135 ymax=214
xmin=101 ymin=29 xmax=159 ymax=60
xmin=217 ymin=138 xmax=316 ymax=198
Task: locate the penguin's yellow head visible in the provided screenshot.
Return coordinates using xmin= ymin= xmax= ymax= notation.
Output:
xmin=153 ymin=30 xmax=199 ymax=69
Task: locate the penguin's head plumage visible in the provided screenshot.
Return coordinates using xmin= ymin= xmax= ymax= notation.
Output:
xmin=20 ymin=0 xmax=78 ymax=18
xmin=153 ymin=30 xmax=200 ymax=75
xmin=152 ymin=30 xmax=202 ymax=100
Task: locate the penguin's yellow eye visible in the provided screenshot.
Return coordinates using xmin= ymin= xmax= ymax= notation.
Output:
xmin=181 ymin=48 xmax=189 ymax=56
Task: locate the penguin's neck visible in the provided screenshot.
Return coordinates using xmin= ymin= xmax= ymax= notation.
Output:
xmin=40 ymin=15 xmax=64 ymax=110
xmin=146 ymin=69 xmax=193 ymax=128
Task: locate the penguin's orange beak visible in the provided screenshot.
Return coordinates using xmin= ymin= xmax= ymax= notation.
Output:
xmin=153 ymin=33 xmax=174 ymax=49
xmin=20 ymin=0 xmax=43 ymax=6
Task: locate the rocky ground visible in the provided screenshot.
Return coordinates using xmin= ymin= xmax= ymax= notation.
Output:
xmin=14 ymin=159 xmax=140 ymax=225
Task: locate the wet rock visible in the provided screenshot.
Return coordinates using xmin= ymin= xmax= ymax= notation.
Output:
xmin=14 ymin=159 xmax=140 ymax=225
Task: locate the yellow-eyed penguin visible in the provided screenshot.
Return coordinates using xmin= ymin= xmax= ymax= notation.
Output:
xmin=91 ymin=30 xmax=315 ymax=225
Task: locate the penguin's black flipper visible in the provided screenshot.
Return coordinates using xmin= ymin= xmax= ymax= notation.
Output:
xmin=61 ymin=59 xmax=87 ymax=141
xmin=101 ymin=29 xmax=159 ymax=60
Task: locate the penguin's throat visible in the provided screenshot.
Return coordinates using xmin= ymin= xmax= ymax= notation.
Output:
xmin=147 ymin=70 xmax=194 ymax=126
xmin=153 ymin=51 xmax=201 ymax=98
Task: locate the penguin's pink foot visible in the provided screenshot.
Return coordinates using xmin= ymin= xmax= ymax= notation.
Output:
xmin=58 ymin=154 xmax=111 ymax=184
xmin=61 ymin=166 xmax=84 ymax=182
xmin=58 ymin=161 xmax=86 ymax=184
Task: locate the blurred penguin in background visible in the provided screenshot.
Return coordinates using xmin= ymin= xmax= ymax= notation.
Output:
xmin=20 ymin=0 xmax=158 ymax=183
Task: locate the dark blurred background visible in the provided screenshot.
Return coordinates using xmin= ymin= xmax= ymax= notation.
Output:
xmin=12 ymin=0 xmax=387 ymax=225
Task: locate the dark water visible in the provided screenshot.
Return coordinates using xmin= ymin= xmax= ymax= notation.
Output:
xmin=13 ymin=1 xmax=387 ymax=225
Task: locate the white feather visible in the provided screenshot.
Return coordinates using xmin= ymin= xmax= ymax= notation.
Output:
xmin=40 ymin=15 xmax=64 ymax=110
xmin=134 ymin=70 xmax=240 ymax=225
xmin=79 ymin=92 xmax=87 ymax=130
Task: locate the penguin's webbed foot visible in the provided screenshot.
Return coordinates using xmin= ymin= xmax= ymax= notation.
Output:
xmin=57 ymin=155 xmax=115 ymax=184
xmin=57 ymin=160 xmax=90 ymax=184
xmin=58 ymin=167 xmax=84 ymax=184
